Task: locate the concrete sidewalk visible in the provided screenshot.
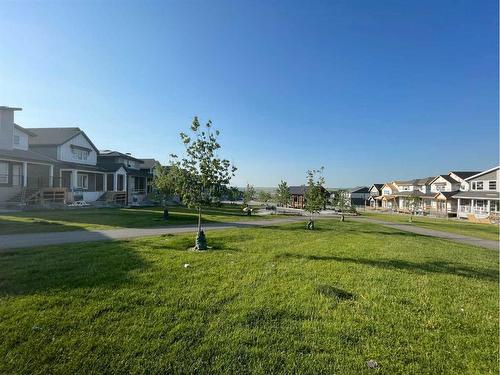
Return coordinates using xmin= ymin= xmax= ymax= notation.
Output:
xmin=351 ymin=217 xmax=499 ymax=250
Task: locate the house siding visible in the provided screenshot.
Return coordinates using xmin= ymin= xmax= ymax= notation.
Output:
xmin=59 ymin=133 xmax=97 ymax=165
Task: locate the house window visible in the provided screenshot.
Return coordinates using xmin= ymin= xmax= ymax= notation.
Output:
xmin=383 ymin=189 xmax=390 ymax=195
xmin=489 ymin=181 xmax=496 ymax=190
xmin=72 ymin=148 xmax=89 ymax=161
xmin=77 ymin=174 xmax=88 ymax=189
xmin=13 ymin=135 xmax=20 ymax=145
xmin=0 ymin=162 xmax=8 ymax=184
xmin=476 ymin=181 xmax=483 ymax=190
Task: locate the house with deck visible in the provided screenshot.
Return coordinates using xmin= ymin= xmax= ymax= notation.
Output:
xmin=97 ymin=150 xmax=149 ymax=205
xmin=453 ymin=166 xmax=499 ymax=221
xmin=26 ymin=126 xmax=110 ymax=204
xmin=0 ymin=106 xmax=61 ymax=205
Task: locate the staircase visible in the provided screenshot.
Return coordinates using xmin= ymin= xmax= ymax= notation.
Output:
xmin=6 ymin=187 xmax=42 ymax=205
xmin=97 ymin=191 xmax=127 ymax=206
xmin=5 ymin=187 xmax=67 ymax=206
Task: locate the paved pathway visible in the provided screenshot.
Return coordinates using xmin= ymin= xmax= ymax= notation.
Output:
xmin=0 ymin=215 xmax=497 ymax=251
xmin=351 ymin=217 xmax=499 ymax=250
xmin=0 ymin=217 xmax=310 ymax=250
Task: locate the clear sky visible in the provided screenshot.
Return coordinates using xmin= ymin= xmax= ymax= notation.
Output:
xmin=0 ymin=0 xmax=498 ymax=187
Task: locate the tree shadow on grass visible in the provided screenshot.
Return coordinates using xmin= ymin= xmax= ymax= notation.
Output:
xmin=276 ymin=253 xmax=499 ymax=282
xmin=0 ymin=241 xmax=150 ymax=296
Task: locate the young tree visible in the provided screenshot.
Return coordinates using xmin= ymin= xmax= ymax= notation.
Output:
xmin=169 ymin=117 xmax=236 ymax=250
xmin=243 ymin=184 xmax=256 ymax=205
xmin=276 ymin=180 xmax=291 ymax=207
xmin=258 ymin=190 xmax=272 ymax=204
xmin=332 ymin=189 xmax=352 ymax=221
xmin=154 ymin=165 xmax=178 ymax=205
xmin=405 ymin=194 xmax=422 ymax=223
xmin=304 ymin=167 xmax=327 ymax=230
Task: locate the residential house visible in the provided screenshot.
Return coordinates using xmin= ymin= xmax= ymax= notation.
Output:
xmin=454 ymin=166 xmax=500 ymax=220
xmin=449 ymin=171 xmax=481 ymax=191
xmin=367 ymin=184 xmax=384 ymax=208
xmin=27 ymin=127 xmax=109 ymax=203
xmin=0 ymin=106 xmax=61 ymax=204
xmin=375 ymin=177 xmax=435 ymax=212
xmin=427 ymin=174 xmax=461 ymax=215
xmin=139 ymin=158 xmax=159 ymax=194
xmin=288 ymin=185 xmax=330 ymax=209
xmin=97 ymin=150 xmax=148 ymax=205
xmin=375 ymin=182 xmax=399 ymax=209
xmin=346 ymin=186 xmax=371 ymax=206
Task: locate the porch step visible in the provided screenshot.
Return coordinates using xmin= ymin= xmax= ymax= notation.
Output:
xmin=6 ymin=188 xmax=41 ymax=204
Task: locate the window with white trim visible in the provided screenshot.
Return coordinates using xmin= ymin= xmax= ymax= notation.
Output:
xmin=77 ymin=174 xmax=88 ymax=189
xmin=0 ymin=162 xmax=8 ymax=184
xmin=72 ymin=148 xmax=89 ymax=161
xmin=13 ymin=135 xmax=20 ymax=145
xmin=489 ymin=181 xmax=496 ymax=190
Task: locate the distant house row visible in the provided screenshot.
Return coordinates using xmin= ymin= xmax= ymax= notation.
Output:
xmin=364 ymin=169 xmax=500 ymax=220
xmin=0 ymin=106 xmax=160 ymax=206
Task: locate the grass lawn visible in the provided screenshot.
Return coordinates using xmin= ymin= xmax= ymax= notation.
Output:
xmin=0 ymin=204 xmax=270 ymax=235
xmin=0 ymin=220 xmax=498 ymax=374
xmin=362 ymin=211 xmax=500 ymax=241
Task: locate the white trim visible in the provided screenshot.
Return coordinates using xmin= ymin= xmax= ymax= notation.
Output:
xmin=76 ymin=173 xmax=89 ymax=189
xmin=0 ymin=157 xmax=54 ymax=167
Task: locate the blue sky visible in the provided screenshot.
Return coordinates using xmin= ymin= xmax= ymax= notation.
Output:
xmin=0 ymin=0 xmax=498 ymax=187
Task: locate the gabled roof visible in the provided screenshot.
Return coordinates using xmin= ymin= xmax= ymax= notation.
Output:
xmin=381 ymin=182 xmax=397 ymax=191
xmin=139 ymin=158 xmax=158 ymax=169
xmin=289 ymin=185 xmax=306 ymax=195
xmin=435 ymin=190 xmax=460 ymax=199
xmin=465 ymin=166 xmax=500 ymax=181
xmin=13 ymin=123 xmax=36 ymax=137
xmin=26 ymin=127 xmax=98 ymax=152
xmin=394 ymin=177 xmax=435 ymax=186
xmin=99 ymin=150 xmax=144 ymax=163
xmin=429 ymin=174 xmax=459 ymax=185
xmin=349 ymin=186 xmax=370 ymax=193
xmin=449 ymin=171 xmax=481 ymax=180
xmin=371 ymin=183 xmax=384 ymax=191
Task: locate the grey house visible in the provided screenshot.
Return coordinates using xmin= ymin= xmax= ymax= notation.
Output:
xmin=0 ymin=106 xmax=60 ymax=204
xmin=98 ymin=150 xmax=149 ymax=205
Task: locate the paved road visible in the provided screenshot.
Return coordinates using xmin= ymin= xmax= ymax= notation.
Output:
xmin=351 ymin=217 xmax=499 ymax=250
xmin=0 ymin=215 xmax=497 ymax=251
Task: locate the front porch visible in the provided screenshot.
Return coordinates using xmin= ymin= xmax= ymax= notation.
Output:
xmin=0 ymin=158 xmax=63 ymax=205
xmin=457 ymin=198 xmax=499 ymax=221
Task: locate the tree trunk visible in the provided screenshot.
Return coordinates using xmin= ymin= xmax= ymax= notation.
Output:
xmin=197 ymin=206 xmax=202 ymax=234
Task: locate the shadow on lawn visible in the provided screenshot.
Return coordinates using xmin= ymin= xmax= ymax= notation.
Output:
xmin=0 ymin=216 xmax=86 ymax=235
xmin=277 ymin=253 xmax=499 ymax=282
xmin=0 ymin=241 xmax=149 ymax=296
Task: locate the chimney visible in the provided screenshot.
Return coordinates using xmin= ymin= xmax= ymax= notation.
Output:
xmin=0 ymin=106 xmax=22 ymax=150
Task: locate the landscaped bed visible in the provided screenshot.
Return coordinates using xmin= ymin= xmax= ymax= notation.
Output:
xmin=1 ymin=220 xmax=497 ymax=374
xmin=0 ymin=204 xmax=270 ymax=235
xmin=362 ymin=211 xmax=500 ymax=241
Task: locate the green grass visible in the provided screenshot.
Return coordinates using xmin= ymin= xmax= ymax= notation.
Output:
xmin=0 ymin=220 xmax=497 ymax=374
xmin=362 ymin=211 xmax=500 ymax=241
xmin=0 ymin=204 xmax=270 ymax=235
